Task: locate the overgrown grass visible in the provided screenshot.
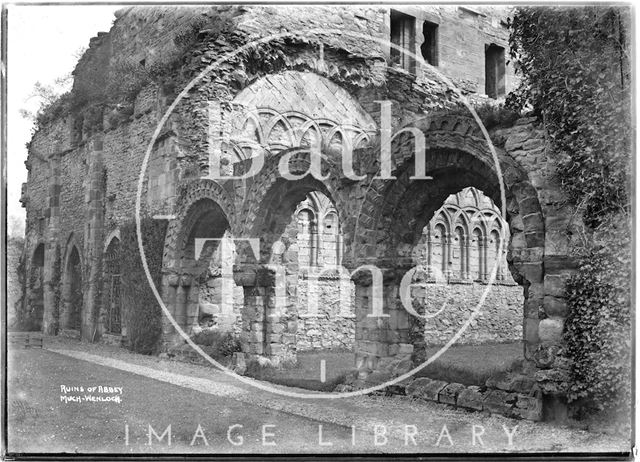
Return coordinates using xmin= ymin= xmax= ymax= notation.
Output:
xmin=415 ymin=342 xmax=523 ymax=386
xmin=245 ymin=350 xmax=354 ymax=392
xmin=191 ymin=330 xmax=241 ymax=357
xmin=244 ymin=342 xmax=523 ymax=391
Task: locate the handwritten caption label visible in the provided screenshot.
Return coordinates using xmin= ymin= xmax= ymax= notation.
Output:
xmin=59 ymin=385 xmax=123 ymax=404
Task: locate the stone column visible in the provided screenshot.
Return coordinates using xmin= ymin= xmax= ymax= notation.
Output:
xmin=175 ymin=280 xmax=189 ymax=330
xmin=353 ymin=267 xmax=414 ymax=383
xmin=82 ymin=138 xmax=105 ymax=342
xmin=160 ymin=273 xmax=180 ymax=350
xmin=480 ymin=236 xmax=488 ymax=281
xmin=43 ymin=155 xmax=61 ymax=335
xmin=186 ymin=279 xmax=200 ymax=330
xmin=425 ymin=233 xmax=432 ymax=279
xmin=234 ymin=264 xmax=297 ymax=366
xmin=444 ymin=233 xmax=452 ymax=280
xmin=464 ymin=235 xmax=471 ymax=280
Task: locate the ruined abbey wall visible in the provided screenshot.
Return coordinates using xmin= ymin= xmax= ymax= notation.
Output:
xmin=20 ymin=6 xmax=581 ymax=417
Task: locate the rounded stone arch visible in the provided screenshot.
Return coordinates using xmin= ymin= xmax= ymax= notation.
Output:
xmin=159 ymin=179 xmax=236 ymax=345
xmin=350 ymin=114 xmax=547 ymax=380
xmin=162 ymin=179 xmax=235 ymax=269
xmin=354 ymin=114 xmax=542 ymax=266
xmin=61 ymin=234 xmax=84 ymax=335
xmin=25 ymin=241 xmax=46 ymax=331
xmin=323 ymin=210 xmax=340 ymax=234
xmin=236 ymin=149 xmax=350 ymax=261
xmin=232 ymin=150 xmax=354 ymax=363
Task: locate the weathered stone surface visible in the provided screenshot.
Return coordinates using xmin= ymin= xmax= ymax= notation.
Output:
xmin=512 ymin=394 xmax=543 ymax=421
xmin=483 ymin=389 xmax=517 ymax=414
xmin=457 ymin=386 xmax=485 ymax=411
xmin=18 ymin=4 xmax=582 ymax=409
xmin=538 ymin=318 xmax=564 ymax=343
xmin=406 ymin=378 xmax=448 ymax=401
xmin=438 ymin=382 xmax=466 ymax=405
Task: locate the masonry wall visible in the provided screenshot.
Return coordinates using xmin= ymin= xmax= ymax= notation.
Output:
xmin=413 ymin=281 xmax=523 ymax=346
xmin=20 ymin=6 xmax=580 ymax=405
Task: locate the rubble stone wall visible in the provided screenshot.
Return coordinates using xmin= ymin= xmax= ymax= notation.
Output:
xmin=414 ymin=281 xmax=523 ymax=346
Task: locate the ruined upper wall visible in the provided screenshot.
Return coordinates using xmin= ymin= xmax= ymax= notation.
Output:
xmin=70 ymin=5 xmax=514 ymax=105
xmin=24 ymin=5 xmax=518 ymax=244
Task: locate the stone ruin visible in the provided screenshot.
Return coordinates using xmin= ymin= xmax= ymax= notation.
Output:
xmin=19 ymin=6 xmax=583 ymax=420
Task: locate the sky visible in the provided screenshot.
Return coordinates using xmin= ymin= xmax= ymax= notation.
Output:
xmin=6 ymin=4 xmax=121 ymax=237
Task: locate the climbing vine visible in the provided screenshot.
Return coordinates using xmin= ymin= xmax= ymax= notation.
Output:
xmin=508 ymin=7 xmax=632 ymax=415
xmin=563 ymin=216 xmax=631 ymax=414
xmin=507 ymin=6 xmax=631 ymax=226
xmin=120 ymin=218 xmax=168 ymax=354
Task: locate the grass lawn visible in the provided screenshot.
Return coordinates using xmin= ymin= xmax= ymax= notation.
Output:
xmin=416 ymin=342 xmax=524 ymax=386
xmin=247 ymin=342 xmax=523 ymax=391
xmin=245 ymin=350 xmax=355 ymax=392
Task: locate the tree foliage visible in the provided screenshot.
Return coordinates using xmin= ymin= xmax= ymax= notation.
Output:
xmin=507 ymin=7 xmax=631 ymax=225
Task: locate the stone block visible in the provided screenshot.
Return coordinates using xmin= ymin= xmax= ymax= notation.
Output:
xmin=519 ymin=262 xmax=543 ymax=283
xmin=398 ymin=343 xmax=413 ymax=355
xmin=391 ymin=358 xmax=413 ymax=376
xmin=457 ymin=386 xmax=484 ymax=411
xmin=543 ymin=296 xmax=568 ymax=317
xmin=538 ymin=318 xmax=564 ymax=343
xmin=512 ymin=394 xmax=543 ymax=421
xmin=406 ymin=377 xmax=448 ymax=401
xmin=483 ymin=389 xmax=517 ymax=414
xmin=268 ymin=343 xmax=284 ymax=356
xmin=487 ymin=372 xmax=536 ymax=394
xmin=384 ymin=384 xmax=406 ymax=396
xmin=250 ymin=343 xmax=264 ymax=355
xmin=438 ymin=382 xmax=466 ymax=405
xmin=199 ymin=302 xmax=220 ymax=317
xmin=268 ymin=323 xmax=285 ymax=334
xmin=524 ymin=317 xmax=540 ymax=343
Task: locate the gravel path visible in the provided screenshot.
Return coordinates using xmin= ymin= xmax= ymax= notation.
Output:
xmin=35 ymin=336 xmax=631 ymax=454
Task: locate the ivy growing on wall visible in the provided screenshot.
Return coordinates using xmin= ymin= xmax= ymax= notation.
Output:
xmin=563 ymin=216 xmax=631 ymax=414
xmin=120 ymin=218 xmax=168 ymax=354
xmin=507 ymin=6 xmax=631 ymax=225
xmin=508 ymin=7 xmax=632 ymax=415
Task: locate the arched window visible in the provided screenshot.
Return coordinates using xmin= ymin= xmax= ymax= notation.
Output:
xmin=432 ymin=223 xmax=447 ymax=277
xmin=104 ymin=237 xmax=122 ymax=334
xmin=64 ymin=246 xmax=82 ymax=331
xmin=296 ymin=208 xmax=315 ymax=268
xmin=454 ymin=226 xmax=465 ymax=279
xmin=488 ymin=229 xmax=501 ymax=281
xmin=29 ymin=244 xmax=45 ymax=330
xmin=323 ymin=211 xmax=339 ymax=266
xmin=470 ymin=228 xmax=483 ymax=281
